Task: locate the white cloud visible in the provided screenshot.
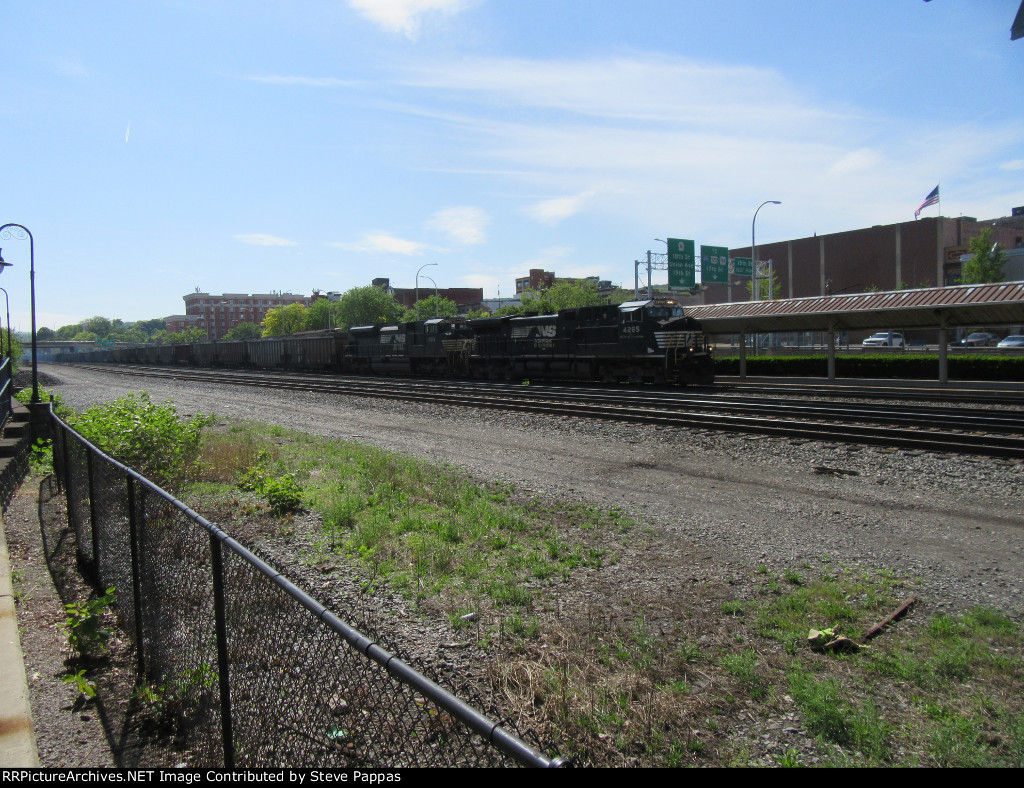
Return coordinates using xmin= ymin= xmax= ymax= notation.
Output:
xmin=347 ymin=0 xmax=473 ymax=39
xmin=426 ymin=206 xmax=488 ymax=244
xmin=234 ymin=234 xmax=298 ymax=247
xmin=246 ymin=75 xmax=360 ymax=87
xmin=523 ymin=191 xmax=595 ymax=225
xmin=331 ymin=233 xmax=440 ymax=255
xmin=399 ymin=54 xmax=841 ymax=133
xmin=1000 ymin=159 xmax=1024 ymax=172
xmin=391 ymin=54 xmax=1023 ymax=239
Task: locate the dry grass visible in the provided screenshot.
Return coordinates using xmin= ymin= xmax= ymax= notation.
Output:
xmin=195 ymin=426 xmax=275 ymax=483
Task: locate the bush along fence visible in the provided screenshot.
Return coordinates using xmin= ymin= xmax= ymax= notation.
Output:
xmin=45 ymin=406 xmax=563 ymax=768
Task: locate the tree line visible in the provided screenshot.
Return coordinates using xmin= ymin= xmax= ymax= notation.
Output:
xmin=31 ymin=281 xmax=620 ymax=344
xmin=258 ymin=281 xmax=625 ymax=336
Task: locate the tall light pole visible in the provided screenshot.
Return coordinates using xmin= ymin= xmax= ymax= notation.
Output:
xmin=751 ymin=201 xmax=781 ymax=303
xmin=0 ymin=224 xmax=38 ymax=402
xmin=415 ymin=262 xmax=437 ymax=320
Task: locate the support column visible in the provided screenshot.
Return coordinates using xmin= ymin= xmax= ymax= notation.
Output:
xmin=827 ymin=324 xmax=837 ymax=381
xmin=739 ymin=332 xmax=747 ymax=378
xmin=938 ymin=326 xmax=949 ymax=384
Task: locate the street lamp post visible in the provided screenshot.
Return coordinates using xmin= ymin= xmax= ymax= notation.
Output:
xmin=415 ymin=263 xmax=438 ymax=320
xmin=751 ymin=201 xmax=781 ymax=303
xmin=0 ymin=224 xmax=38 ymax=403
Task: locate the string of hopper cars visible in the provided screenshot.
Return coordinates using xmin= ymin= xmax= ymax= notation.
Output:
xmin=60 ymin=299 xmax=715 ymax=385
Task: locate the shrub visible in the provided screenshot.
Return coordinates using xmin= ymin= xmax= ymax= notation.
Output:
xmin=262 ymin=475 xmax=304 ymax=515
xmin=65 ymin=587 xmax=116 ymax=658
xmin=71 ymin=392 xmax=214 ymax=489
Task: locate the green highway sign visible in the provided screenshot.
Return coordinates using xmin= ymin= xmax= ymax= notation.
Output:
xmin=732 ymin=256 xmax=753 ymax=277
xmin=700 ymin=245 xmax=729 ymax=284
xmin=666 ymin=238 xmax=696 ymax=289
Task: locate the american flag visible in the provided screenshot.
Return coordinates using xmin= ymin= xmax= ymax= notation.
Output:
xmin=915 ymin=185 xmax=939 ymax=219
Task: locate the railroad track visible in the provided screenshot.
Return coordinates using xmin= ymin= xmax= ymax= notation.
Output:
xmin=717 ymin=378 xmax=1024 ymax=406
xmin=61 ymin=364 xmax=1024 ymax=459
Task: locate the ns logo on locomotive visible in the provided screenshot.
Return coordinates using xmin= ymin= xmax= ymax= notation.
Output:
xmin=60 ymin=299 xmax=714 ymax=386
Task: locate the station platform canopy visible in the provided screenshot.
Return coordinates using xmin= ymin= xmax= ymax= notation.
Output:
xmin=686 ymin=281 xmax=1024 ymax=334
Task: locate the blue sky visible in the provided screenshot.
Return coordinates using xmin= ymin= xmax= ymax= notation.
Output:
xmin=1 ymin=1 xmax=1022 ymax=331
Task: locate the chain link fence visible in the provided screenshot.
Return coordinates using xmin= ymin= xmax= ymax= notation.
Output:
xmin=45 ymin=407 xmax=564 ymax=768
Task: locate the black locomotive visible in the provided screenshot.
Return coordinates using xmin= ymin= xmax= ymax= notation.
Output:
xmin=59 ymin=299 xmax=714 ymax=385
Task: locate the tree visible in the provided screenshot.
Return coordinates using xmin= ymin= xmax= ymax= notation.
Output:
xmin=137 ymin=318 xmax=167 ymax=337
xmin=262 ymin=303 xmax=307 ymax=336
xmin=114 ymin=328 xmax=148 ymax=344
xmin=333 ymin=285 xmax=404 ymax=329
xmin=402 ymin=295 xmax=458 ymax=321
xmin=82 ymin=316 xmax=112 ymax=338
xmin=222 ymin=321 xmax=263 ymax=341
xmin=519 ymin=279 xmax=608 ymax=314
xmin=36 ymin=327 xmax=55 ymax=341
xmin=55 ymin=324 xmax=78 ymax=341
xmin=960 ymin=228 xmax=1007 ymax=285
xmin=303 ymin=298 xmax=344 ymax=331
xmin=744 ymin=271 xmax=782 ymax=301
xmin=165 ymin=327 xmax=206 ymax=344
xmin=2 ymin=329 xmax=23 ymax=370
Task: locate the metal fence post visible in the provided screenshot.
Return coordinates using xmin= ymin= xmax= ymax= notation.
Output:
xmin=127 ymin=476 xmax=146 ymax=680
xmin=209 ymin=534 xmax=235 ymax=768
xmin=86 ymin=449 xmax=101 ymax=589
xmin=60 ymin=427 xmax=72 ymax=523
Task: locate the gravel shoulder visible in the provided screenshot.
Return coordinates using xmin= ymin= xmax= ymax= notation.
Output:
xmin=9 ymin=365 xmax=1024 ymax=767
xmin=44 ymin=365 xmax=1023 ymax=614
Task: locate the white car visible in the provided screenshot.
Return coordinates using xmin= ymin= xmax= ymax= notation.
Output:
xmin=997 ymin=335 xmax=1024 ymax=348
xmin=861 ymin=331 xmax=905 ymax=348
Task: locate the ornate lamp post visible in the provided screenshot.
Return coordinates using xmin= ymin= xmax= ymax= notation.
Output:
xmin=0 ymin=287 xmax=10 ymax=360
xmin=0 ymin=223 xmax=38 ymax=403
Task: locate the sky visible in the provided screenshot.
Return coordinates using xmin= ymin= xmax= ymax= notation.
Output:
xmin=1 ymin=0 xmax=1022 ymax=331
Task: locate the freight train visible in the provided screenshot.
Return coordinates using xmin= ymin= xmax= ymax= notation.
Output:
xmin=58 ymin=299 xmax=715 ymax=385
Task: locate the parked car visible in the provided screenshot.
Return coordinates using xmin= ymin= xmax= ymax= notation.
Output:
xmin=997 ymin=335 xmax=1024 ymax=348
xmin=861 ymin=331 xmax=905 ymax=348
xmin=959 ymin=332 xmax=1000 ymax=347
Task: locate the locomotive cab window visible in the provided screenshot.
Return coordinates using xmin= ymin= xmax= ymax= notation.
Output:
xmin=620 ymin=306 xmax=643 ymax=323
xmin=646 ymin=306 xmax=686 ymax=321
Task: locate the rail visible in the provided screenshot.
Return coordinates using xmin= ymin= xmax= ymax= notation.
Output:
xmin=45 ymin=405 xmax=563 ymax=768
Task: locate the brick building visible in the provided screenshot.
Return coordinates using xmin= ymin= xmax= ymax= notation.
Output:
xmin=372 ymin=278 xmax=484 ymax=312
xmin=166 ymin=291 xmax=312 ymax=340
xmin=701 ymin=210 xmax=1024 ymax=306
xmin=515 ymin=269 xmax=556 ymax=293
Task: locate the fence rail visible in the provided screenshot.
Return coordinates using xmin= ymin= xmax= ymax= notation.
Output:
xmin=47 ymin=406 xmax=562 ymax=768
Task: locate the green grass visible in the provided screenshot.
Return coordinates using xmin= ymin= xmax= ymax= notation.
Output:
xmin=193 ymin=421 xmax=633 ymax=610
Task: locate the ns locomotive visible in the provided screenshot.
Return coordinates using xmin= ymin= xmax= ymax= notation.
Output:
xmin=63 ymin=299 xmax=714 ymax=385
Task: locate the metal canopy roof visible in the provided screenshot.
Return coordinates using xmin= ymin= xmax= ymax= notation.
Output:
xmin=687 ymin=282 xmax=1024 ymax=334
